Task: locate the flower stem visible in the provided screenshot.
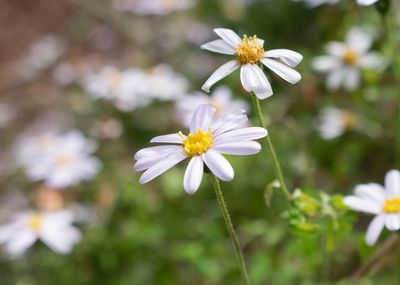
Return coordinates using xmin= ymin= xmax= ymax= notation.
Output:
xmin=251 ymin=94 xmax=292 ymax=201
xmin=209 ymin=174 xmax=251 ymax=285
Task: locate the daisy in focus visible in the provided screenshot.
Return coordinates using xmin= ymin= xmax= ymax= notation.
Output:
xmin=19 ymin=130 xmax=101 ymax=189
xmin=317 ymin=107 xmax=357 ymax=139
xmin=290 ymin=0 xmax=339 ymax=8
xmin=343 ymin=170 xmax=400 ymax=245
xmin=357 ymin=0 xmax=379 ymax=6
xmin=0 ymin=210 xmax=81 ymax=257
xmin=312 ymin=27 xmax=387 ymax=91
xmin=134 ymin=104 xmax=268 ymax=194
xmin=175 ymin=86 xmax=249 ymax=127
xmin=201 ymin=28 xmax=303 ymax=99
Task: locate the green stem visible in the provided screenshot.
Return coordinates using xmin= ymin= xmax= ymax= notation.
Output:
xmin=209 ymin=174 xmax=251 ymax=285
xmin=251 ymin=94 xmax=292 ymax=201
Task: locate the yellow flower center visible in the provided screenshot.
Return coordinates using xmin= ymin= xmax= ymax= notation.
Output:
xmin=180 ymin=128 xmax=213 ymax=157
xmin=343 ymin=48 xmax=359 ymax=65
xmin=383 ymin=198 xmax=400 ymax=214
xmin=235 ymin=35 xmax=265 ymax=65
xmin=29 ymin=214 xmax=42 ymax=231
xmin=342 ymin=111 xmax=356 ymax=130
xmin=106 ymin=70 xmax=122 ymax=89
xmin=56 ymin=154 xmax=73 ymax=166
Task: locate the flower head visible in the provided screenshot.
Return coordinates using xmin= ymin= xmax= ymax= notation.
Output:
xmin=0 ymin=210 xmax=81 ymax=257
xmin=312 ymin=27 xmax=387 ymax=91
xmin=201 ymin=28 xmax=303 ymax=99
xmin=134 ymin=104 xmax=268 ymax=194
xmin=317 ymin=107 xmax=357 ymax=139
xmin=343 ymin=170 xmax=400 ymax=245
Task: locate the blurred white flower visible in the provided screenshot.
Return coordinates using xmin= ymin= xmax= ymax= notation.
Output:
xmin=53 ymin=60 xmax=93 ymax=86
xmin=134 ymin=104 xmax=268 ymax=194
xmin=0 ymin=210 xmax=81 ymax=257
xmin=18 ymin=130 xmax=101 ymax=189
xmin=175 ymin=86 xmax=249 ymax=127
xmin=312 ymin=27 xmax=387 ymax=91
xmin=343 ymin=170 xmax=400 ymax=246
xmin=291 ymin=0 xmax=339 ymax=7
xmin=113 ymin=0 xmax=196 ymax=15
xmin=357 ymin=0 xmax=379 ymax=5
xmin=317 ymin=107 xmax=357 ymax=139
xmin=201 ymin=28 xmax=303 ymax=99
xmin=15 ymin=35 xmax=66 ymax=80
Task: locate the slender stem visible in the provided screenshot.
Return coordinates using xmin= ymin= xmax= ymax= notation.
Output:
xmin=209 ymin=174 xmax=251 ymax=285
xmin=251 ymin=94 xmax=292 ymax=201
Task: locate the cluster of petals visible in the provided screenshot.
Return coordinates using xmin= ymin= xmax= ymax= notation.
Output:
xmin=113 ymin=0 xmax=196 ymax=15
xmin=317 ymin=107 xmax=357 ymax=139
xmin=343 ymin=170 xmax=400 ymax=245
xmin=312 ymin=27 xmax=387 ymax=91
xmin=17 ymin=130 xmax=101 ymax=189
xmin=0 ymin=210 xmax=81 ymax=257
xmin=134 ymin=104 xmax=268 ymax=194
xmin=201 ymin=28 xmax=303 ymax=99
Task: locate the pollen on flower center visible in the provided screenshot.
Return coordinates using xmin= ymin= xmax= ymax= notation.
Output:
xmin=343 ymin=48 xmax=359 ymax=65
xmin=29 ymin=214 xmax=42 ymax=231
xmin=56 ymin=154 xmax=73 ymax=166
xmin=180 ymin=128 xmax=213 ymax=156
xmin=235 ymin=35 xmax=265 ymax=65
xmin=383 ymin=198 xmax=400 ymax=213
xmin=342 ymin=111 xmax=356 ymax=130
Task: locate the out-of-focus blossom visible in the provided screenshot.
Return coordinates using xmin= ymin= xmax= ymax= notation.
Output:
xmin=357 ymin=0 xmax=379 ymax=6
xmin=317 ymin=107 xmax=357 ymax=139
xmin=201 ymin=28 xmax=302 ymax=99
xmin=0 ymin=103 xmax=16 ymax=129
xmin=312 ymin=27 xmax=387 ymax=91
xmin=343 ymin=170 xmax=400 ymax=245
xmin=14 ymin=35 xmax=66 ymax=80
xmin=134 ymin=104 xmax=268 ymax=194
xmin=90 ymin=118 xmax=123 ymax=139
xmin=290 ymin=0 xmax=339 ymax=8
xmin=113 ymin=0 xmax=196 ymax=15
xmin=53 ymin=60 xmax=93 ymax=86
xmin=17 ymin=130 xmax=101 ymax=189
xmin=0 ymin=210 xmax=81 ymax=256
xmin=175 ymin=86 xmax=249 ymax=127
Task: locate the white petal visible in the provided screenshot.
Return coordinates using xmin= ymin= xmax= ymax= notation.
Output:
xmin=264 ymin=49 xmax=303 ymax=67
xmin=213 ymin=28 xmax=241 ymax=48
xmin=359 ymin=52 xmax=387 ymax=70
xmin=40 ymin=226 xmax=81 ymax=254
xmin=213 ymin=141 xmax=261 ymax=155
xmin=365 ymin=214 xmax=385 ymax=246
xmin=261 ymin=58 xmax=301 ymax=84
xmin=343 ymin=68 xmax=360 ymax=91
xmin=342 ymin=196 xmax=381 ymax=214
xmin=312 ymin=56 xmax=341 ymax=72
xmin=346 ymin=27 xmax=373 ymax=54
xmin=326 ymin=69 xmax=345 ymax=91
xmin=5 ymin=230 xmax=37 ymax=257
xmin=385 ymin=214 xmax=400 ymax=231
xmin=134 ymin=154 xmax=171 ymax=171
xmin=139 ymin=151 xmax=187 ymax=184
xmin=190 ymin=104 xmax=216 ymax=133
xmin=183 ymin=156 xmax=204 ymax=194
xmin=214 ymin=127 xmax=268 ymax=143
xmin=211 ymin=111 xmax=248 ymax=136
xmin=134 ymin=145 xmax=182 ymax=160
xmin=202 ymin=60 xmax=240 ymax=93
xmin=357 ymin=0 xmax=379 ymax=6
xmin=201 ymin=39 xmax=235 ymax=55
xmin=240 ymin=64 xmax=273 ymax=99
xmin=354 ymin=183 xmax=386 ymax=204
xmin=150 ymin=133 xmax=183 ymax=144
xmin=202 ymin=149 xmax=234 ymax=181
xmin=326 ymin=42 xmax=347 ymax=57
xmin=385 ymin=170 xmax=400 ymax=197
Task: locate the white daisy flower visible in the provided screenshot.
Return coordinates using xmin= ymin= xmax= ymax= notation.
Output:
xmin=317 ymin=107 xmax=357 ymax=139
xmin=291 ymin=0 xmax=339 ymax=8
xmin=357 ymin=0 xmax=379 ymax=6
xmin=113 ymin=0 xmax=196 ymax=15
xmin=343 ymin=170 xmax=400 ymax=246
xmin=0 ymin=210 xmax=81 ymax=257
xmin=134 ymin=104 xmax=268 ymax=194
xmin=175 ymin=86 xmax=249 ymax=127
xmin=201 ymin=28 xmax=303 ymax=99
xmin=25 ymin=130 xmax=101 ymax=189
xmin=312 ymin=27 xmax=387 ymax=91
